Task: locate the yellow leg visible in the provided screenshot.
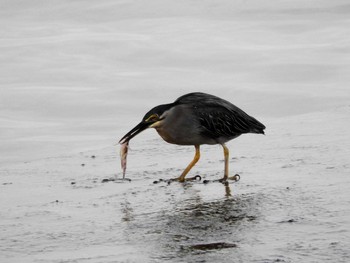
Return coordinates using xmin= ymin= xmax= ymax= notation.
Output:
xmin=220 ymin=144 xmax=240 ymax=182
xmin=177 ymin=145 xmax=200 ymax=182
xmin=222 ymin=144 xmax=229 ymax=181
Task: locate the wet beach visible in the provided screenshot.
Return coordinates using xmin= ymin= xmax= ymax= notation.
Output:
xmin=1 ymin=1 xmax=350 ymax=262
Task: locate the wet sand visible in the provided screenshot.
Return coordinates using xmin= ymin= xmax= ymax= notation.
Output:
xmin=2 ymin=106 xmax=350 ymax=262
xmin=1 ymin=1 xmax=350 ymax=262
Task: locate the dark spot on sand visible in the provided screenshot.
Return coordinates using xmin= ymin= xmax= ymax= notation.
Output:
xmin=224 ymin=215 xmax=256 ymax=222
xmin=101 ymin=178 xmax=111 ymax=183
xmin=184 ymin=242 xmax=237 ymax=251
xmin=279 ymin=219 xmax=297 ymax=223
xmin=102 ymin=178 xmax=130 ymax=183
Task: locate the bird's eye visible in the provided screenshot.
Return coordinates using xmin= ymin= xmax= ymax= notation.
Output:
xmin=145 ymin=114 xmax=159 ymax=122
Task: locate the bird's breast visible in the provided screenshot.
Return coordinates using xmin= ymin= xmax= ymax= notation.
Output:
xmin=154 ymin=125 xmax=217 ymax=146
xmin=153 ymin=104 xmax=218 ymax=145
xmin=155 ymin=127 xmax=177 ymax=144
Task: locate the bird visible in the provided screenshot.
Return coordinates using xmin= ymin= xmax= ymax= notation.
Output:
xmin=119 ymin=92 xmax=265 ymax=182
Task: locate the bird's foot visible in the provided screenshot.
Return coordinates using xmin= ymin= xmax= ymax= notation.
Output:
xmin=203 ymin=174 xmax=240 ymax=184
xmin=220 ymin=174 xmax=240 ymax=183
xmin=153 ymin=175 xmax=202 ymax=184
xmin=184 ymin=175 xmax=202 ymax=182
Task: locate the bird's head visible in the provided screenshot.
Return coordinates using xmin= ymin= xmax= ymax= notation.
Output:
xmin=119 ymin=103 xmax=174 ymax=144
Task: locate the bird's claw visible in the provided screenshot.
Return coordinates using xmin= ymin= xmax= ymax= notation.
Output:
xmin=153 ymin=174 xmax=240 ymax=185
xmin=185 ymin=175 xmax=202 ymax=182
xmin=203 ymin=174 xmax=240 ymax=184
xmin=227 ymin=174 xmax=240 ymax=182
xmin=153 ymin=175 xmax=202 ymax=184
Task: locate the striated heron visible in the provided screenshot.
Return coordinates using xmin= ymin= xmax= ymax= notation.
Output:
xmin=119 ymin=92 xmax=265 ymax=182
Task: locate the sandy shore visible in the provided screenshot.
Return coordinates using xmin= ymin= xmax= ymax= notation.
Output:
xmin=1 ymin=1 xmax=350 ymax=262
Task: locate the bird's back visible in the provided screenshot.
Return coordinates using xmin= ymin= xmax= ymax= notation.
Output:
xmin=175 ymin=92 xmax=265 ymax=142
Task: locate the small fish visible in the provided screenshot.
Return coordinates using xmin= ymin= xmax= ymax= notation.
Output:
xmin=120 ymin=141 xmax=129 ymax=179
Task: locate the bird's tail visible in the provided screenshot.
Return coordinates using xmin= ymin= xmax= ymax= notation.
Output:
xmin=249 ymin=118 xmax=266 ymax=135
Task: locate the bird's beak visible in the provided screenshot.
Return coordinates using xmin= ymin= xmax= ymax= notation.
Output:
xmin=119 ymin=121 xmax=153 ymax=144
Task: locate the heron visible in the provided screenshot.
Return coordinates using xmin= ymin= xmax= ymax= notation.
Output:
xmin=119 ymin=92 xmax=265 ymax=182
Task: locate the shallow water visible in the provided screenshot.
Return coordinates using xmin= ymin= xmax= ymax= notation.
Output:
xmin=1 ymin=120 xmax=350 ymax=262
xmin=1 ymin=0 xmax=350 ymax=262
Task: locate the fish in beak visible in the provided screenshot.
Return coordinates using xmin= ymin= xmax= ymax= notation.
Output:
xmin=117 ymin=107 xmax=169 ymax=179
xmin=119 ymin=121 xmax=153 ymax=144
xmin=118 ymin=117 xmax=159 ymax=179
xmin=118 ymin=121 xmax=151 ymax=179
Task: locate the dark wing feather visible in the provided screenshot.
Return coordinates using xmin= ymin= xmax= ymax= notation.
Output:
xmin=175 ymin=92 xmax=265 ymax=139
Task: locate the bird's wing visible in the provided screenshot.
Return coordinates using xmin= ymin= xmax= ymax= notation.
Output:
xmin=175 ymin=92 xmax=265 ymax=138
xmin=195 ymin=106 xmax=252 ymax=138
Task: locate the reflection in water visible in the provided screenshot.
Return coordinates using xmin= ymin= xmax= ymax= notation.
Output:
xmin=119 ymin=181 xmax=262 ymax=262
xmin=157 ymin=185 xmax=261 ymax=261
xmin=224 ymin=182 xmax=232 ymax=197
xmin=120 ymin=198 xmax=134 ymax=222
xmin=167 ymin=196 xmax=257 ymax=241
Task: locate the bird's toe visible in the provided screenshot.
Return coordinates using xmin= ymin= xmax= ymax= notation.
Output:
xmin=219 ymin=174 xmax=240 ymax=183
